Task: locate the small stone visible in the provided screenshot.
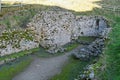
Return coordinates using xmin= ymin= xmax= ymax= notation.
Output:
xmin=0 ymin=60 xmax=4 ymax=65
xmin=89 ymin=71 xmax=94 ymax=79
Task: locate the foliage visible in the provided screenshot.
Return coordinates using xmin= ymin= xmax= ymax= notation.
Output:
xmin=77 ymin=36 xmax=96 ymax=43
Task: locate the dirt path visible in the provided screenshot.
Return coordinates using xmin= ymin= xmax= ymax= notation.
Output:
xmin=12 ymin=48 xmax=76 ymax=80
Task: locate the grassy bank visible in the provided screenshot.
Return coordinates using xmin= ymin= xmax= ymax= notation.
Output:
xmin=0 ymin=47 xmax=39 ymax=61
xmin=97 ymin=17 xmax=120 ymax=80
xmin=0 ymin=47 xmax=40 ymax=80
xmin=51 ymin=57 xmax=96 ymax=80
xmin=0 ymin=8 xmax=37 ymax=29
xmin=0 ymin=56 xmax=33 ymax=80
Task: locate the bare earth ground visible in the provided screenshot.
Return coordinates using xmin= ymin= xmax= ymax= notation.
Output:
xmin=12 ymin=46 xmax=81 ymax=80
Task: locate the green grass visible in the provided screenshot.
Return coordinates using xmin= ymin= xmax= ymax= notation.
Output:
xmin=63 ymin=36 xmax=96 ymax=52
xmin=51 ymin=58 xmax=95 ymax=80
xmin=34 ymin=46 xmax=58 ymax=58
xmin=98 ymin=17 xmax=120 ymax=80
xmin=0 ymin=8 xmax=37 ymax=29
xmin=64 ymin=42 xmax=79 ymax=52
xmin=78 ymin=36 xmax=96 ymax=43
xmin=0 ymin=56 xmax=33 ymax=80
xmin=0 ymin=47 xmax=39 ymax=61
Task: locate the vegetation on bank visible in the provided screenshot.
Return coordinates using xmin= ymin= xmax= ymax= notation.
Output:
xmin=51 ymin=57 xmax=97 ymax=80
xmin=0 ymin=29 xmax=34 ymax=49
xmin=0 ymin=6 xmax=38 ymax=29
xmin=0 ymin=47 xmax=39 ymax=80
xmin=0 ymin=56 xmax=33 ymax=80
xmin=0 ymin=48 xmax=39 ymax=62
xmin=97 ymin=17 xmax=120 ymax=80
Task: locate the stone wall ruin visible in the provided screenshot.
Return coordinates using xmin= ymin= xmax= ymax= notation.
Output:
xmin=0 ymin=11 xmax=111 ymax=56
xmin=27 ymin=11 xmax=111 ymax=52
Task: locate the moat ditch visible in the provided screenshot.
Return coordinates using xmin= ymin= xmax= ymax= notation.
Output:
xmin=0 ymin=11 xmax=111 ymax=80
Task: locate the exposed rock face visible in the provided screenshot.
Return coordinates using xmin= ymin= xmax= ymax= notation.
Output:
xmin=0 ymin=30 xmax=39 ymax=56
xmin=27 ymin=11 xmax=110 ymax=52
xmin=27 ymin=11 xmax=75 ymax=50
xmin=0 ymin=40 xmax=38 ymax=56
xmin=75 ymin=16 xmax=110 ymax=37
xmin=72 ymin=38 xmax=105 ymax=60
